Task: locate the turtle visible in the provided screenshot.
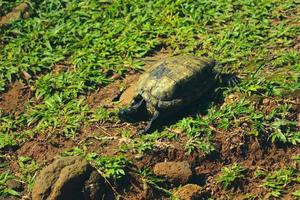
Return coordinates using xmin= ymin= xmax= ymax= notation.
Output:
xmin=118 ymin=55 xmax=239 ymax=134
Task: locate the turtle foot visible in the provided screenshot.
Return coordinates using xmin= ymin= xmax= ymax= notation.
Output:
xmin=137 ymin=110 xmax=160 ymax=134
xmin=118 ymin=108 xmax=137 ymax=122
xmin=118 ymin=98 xmax=148 ymax=122
xmin=221 ymin=74 xmax=240 ymax=87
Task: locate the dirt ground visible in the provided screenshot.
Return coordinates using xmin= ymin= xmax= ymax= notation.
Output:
xmin=0 ymin=53 xmax=299 ymax=200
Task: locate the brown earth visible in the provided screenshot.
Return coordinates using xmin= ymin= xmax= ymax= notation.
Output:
xmin=87 ymin=72 xmax=140 ymax=110
xmin=1 ymin=53 xmax=299 ymax=199
xmin=174 ymin=184 xmax=203 ymax=200
xmin=0 ymin=81 xmax=31 ymax=115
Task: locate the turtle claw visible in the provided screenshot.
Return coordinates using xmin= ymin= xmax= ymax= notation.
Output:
xmin=137 ymin=129 xmax=146 ymax=135
xmin=229 ymin=75 xmax=240 ymax=86
xmin=136 ymin=110 xmax=160 ymax=135
xmin=222 ymin=74 xmax=240 ymax=87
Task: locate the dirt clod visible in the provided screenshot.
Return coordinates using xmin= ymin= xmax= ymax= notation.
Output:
xmin=5 ymin=179 xmax=23 ymax=192
xmin=153 ymin=161 xmax=192 ymax=185
xmin=31 ymin=156 xmax=105 ymax=200
xmin=174 ymin=184 xmax=203 ymax=200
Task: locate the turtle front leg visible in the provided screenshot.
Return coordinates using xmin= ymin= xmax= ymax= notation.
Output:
xmin=138 ymin=110 xmax=160 ymax=134
xmin=118 ymin=97 xmax=147 ymax=122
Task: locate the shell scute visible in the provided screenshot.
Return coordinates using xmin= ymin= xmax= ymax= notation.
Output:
xmin=136 ymin=55 xmax=216 ymax=109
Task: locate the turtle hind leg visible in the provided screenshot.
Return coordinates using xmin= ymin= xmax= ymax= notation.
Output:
xmin=138 ymin=110 xmax=160 ymax=134
xmin=217 ymin=73 xmax=240 ymax=87
xmin=118 ymin=97 xmax=147 ymax=122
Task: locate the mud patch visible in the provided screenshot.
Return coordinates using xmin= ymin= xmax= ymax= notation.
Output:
xmin=2 ymin=52 xmax=299 ymax=200
xmin=202 ymin=131 xmax=300 ymax=199
xmin=293 ymin=35 xmax=300 ymax=52
xmin=80 ymin=122 xmax=139 ymax=157
xmin=16 ymin=136 xmax=75 ymax=164
xmin=0 ymin=81 xmax=31 ymax=115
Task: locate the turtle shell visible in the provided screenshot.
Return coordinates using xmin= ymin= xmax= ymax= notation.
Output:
xmin=135 ymin=55 xmax=217 ymax=110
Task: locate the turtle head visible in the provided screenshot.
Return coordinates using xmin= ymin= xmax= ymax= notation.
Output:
xmin=118 ymin=96 xmax=149 ymax=122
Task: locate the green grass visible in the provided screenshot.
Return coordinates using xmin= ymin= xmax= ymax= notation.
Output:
xmin=137 ymin=167 xmax=172 ymax=196
xmin=61 ymin=147 xmax=130 ymax=180
xmin=0 ymin=0 xmax=299 ymax=198
xmin=217 ymin=163 xmax=246 ymax=189
xmin=119 ymin=130 xmax=177 ymax=154
xmin=17 ymin=156 xmax=39 ymax=191
xmin=0 ymin=0 xmax=21 ymax=16
xmin=0 ymin=0 xmax=299 ymax=148
xmin=175 ymin=116 xmax=215 ymax=154
xmin=0 ymin=171 xmax=20 ymax=197
xmin=86 ymin=153 xmax=129 ymax=179
xmin=262 ymin=168 xmax=299 ymax=198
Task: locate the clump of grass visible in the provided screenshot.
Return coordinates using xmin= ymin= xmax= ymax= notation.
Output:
xmin=89 ymin=107 xmax=118 ymax=123
xmin=0 ymin=171 xmax=20 ymax=197
xmin=0 ymin=0 xmax=21 ymax=16
xmin=217 ymin=163 xmax=246 ymax=189
xmin=175 ymin=115 xmax=215 ymax=155
xmin=61 ymin=147 xmax=130 ymax=180
xmin=0 ymin=132 xmax=16 ymax=149
xmin=25 ymin=97 xmax=90 ymax=137
xmin=119 ymin=130 xmax=177 ymax=154
xmin=269 ymin=119 xmax=299 ymax=144
xmin=262 ymin=168 xmax=299 ymax=198
xmin=18 ymin=156 xmax=39 ymax=191
xmin=137 ymin=167 xmax=172 ymax=196
xmin=60 ymin=147 xmax=85 ymax=157
xmin=293 ymin=189 xmax=300 ymax=198
xmin=86 ymin=153 xmax=129 ymax=179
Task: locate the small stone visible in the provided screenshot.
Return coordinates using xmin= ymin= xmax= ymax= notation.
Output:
xmin=262 ymin=98 xmax=270 ymax=105
xmin=6 ymin=179 xmax=23 ymax=192
xmin=153 ymin=161 xmax=192 ymax=185
xmin=174 ymin=184 xmax=202 ymax=200
xmin=22 ymin=70 xmax=32 ymax=80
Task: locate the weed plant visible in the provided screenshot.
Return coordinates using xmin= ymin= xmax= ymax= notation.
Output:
xmin=217 ymin=163 xmax=245 ymax=189
xmin=262 ymin=168 xmax=299 ymax=198
xmin=0 ymin=0 xmax=299 ymax=198
xmin=0 ymin=0 xmax=299 ymax=149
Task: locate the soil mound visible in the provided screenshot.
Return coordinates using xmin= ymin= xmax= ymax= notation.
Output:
xmin=31 ymin=156 xmax=109 ymax=200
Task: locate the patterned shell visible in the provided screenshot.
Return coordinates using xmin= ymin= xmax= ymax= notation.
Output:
xmin=135 ymin=55 xmax=217 ymax=109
